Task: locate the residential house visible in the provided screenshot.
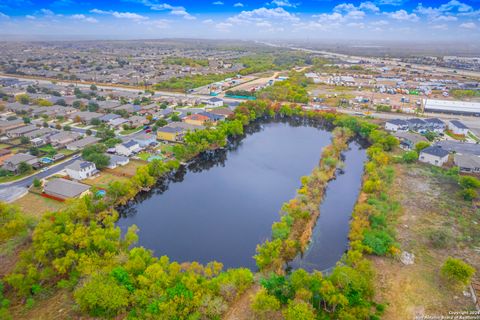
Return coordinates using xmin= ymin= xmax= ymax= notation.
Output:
xmin=157 ymin=126 xmax=185 ymax=142
xmin=199 ymin=111 xmax=224 ymax=123
xmin=183 ymin=114 xmax=210 ymax=126
xmin=99 ymin=113 xmax=121 ymax=123
xmin=206 ymin=97 xmax=224 ymax=107
xmin=3 ymin=153 xmax=39 ymax=172
xmin=24 ymin=128 xmax=54 ymax=140
xmin=406 ymin=118 xmax=427 ymax=132
xmin=6 ymin=125 xmax=38 ymax=138
xmin=44 ymin=178 xmax=91 ymax=200
xmin=454 ymin=154 xmax=480 ymax=174
xmin=424 ymin=118 xmax=446 ymax=133
xmin=0 ymin=119 xmax=25 ymax=134
xmin=208 ymin=107 xmax=234 ymax=118
xmin=48 ymin=131 xmax=82 ymax=147
xmin=419 ymin=146 xmax=449 ymax=167
xmin=132 ymin=133 xmax=157 ymax=147
xmin=105 ymin=154 xmax=129 ymax=169
xmin=128 ymin=115 xmax=149 ymax=128
xmin=66 ymin=136 xmax=100 ymax=151
xmin=394 ymin=132 xmax=428 ymax=150
xmin=109 ymin=117 xmax=128 ymax=128
xmin=69 ymin=111 xmax=102 ymax=124
xmin=448 ymin=120 xmax=469 ymax=136
xmin=65 ymin=160 xmax=98 ymax=180
xmin=385 ymin=119 xmax=408 ymax=132
xmin=115 ymin=140 xmax=142 ymax=156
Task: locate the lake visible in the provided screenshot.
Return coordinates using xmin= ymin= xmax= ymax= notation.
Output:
xmin=117 ymin=120 xmax=365 ymax=270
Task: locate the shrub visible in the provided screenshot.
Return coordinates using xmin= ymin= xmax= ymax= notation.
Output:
xmin=428 ymin=229 xmax=453 ymax=249
xmin=362 ymin=229 xmax=395 ymax=255
xmin=402 ymin=151 xmax=418 ymax=163
xmin=441 ymin=257 xmax=475 ymax=287
xmin=414 ymin=141 xmax=430 ymax=154
xmin=459 ymin=176 xmax=480 ymax=189
xmin=461 ymin=188 xmax=477 ymax=201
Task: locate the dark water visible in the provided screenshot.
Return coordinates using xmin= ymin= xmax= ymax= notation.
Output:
xmin=289 ymin=142 xmax=367 ymax=273
xmin=117 ymin=121 xmax=333 ymax=270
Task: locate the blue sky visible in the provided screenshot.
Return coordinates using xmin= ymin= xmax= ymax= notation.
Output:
xmin=0 ymin=0 xmax=479 ymax=40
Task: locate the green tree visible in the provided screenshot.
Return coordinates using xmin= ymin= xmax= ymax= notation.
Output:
xmin=415 ymin=141 xmax=430 ymax=154
xmin=20 ymin=136 xmax=30 ymax=145
xmin=33 ymin=178 xmax=41 ymax=188
xmin=74 ymin=273 xmax=130 ymax=317
xmin=283 ymin=300 xmax=316 ymax=320
xmin=251 ymin=288 xmax=281 ymax=320
xmin=18 ymin=162 xmax=32 ymax=175
xmin=90 ymin=84 xmax=98 ymax=91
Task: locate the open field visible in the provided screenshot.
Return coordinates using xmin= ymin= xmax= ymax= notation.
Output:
xmin=12 ymin=192 xmax=67 ymax=217
xmin=83 ymin=171 xmax=129 ymax=189
xmin=372 ymin=164 xmax=480 ymax=319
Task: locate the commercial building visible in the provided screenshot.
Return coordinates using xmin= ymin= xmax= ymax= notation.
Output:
xmin=423 ymin=99 xmax=480 ymax=116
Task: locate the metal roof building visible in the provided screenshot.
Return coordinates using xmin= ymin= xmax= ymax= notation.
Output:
xmin=423 ymin=99 xmax=480 ymax=116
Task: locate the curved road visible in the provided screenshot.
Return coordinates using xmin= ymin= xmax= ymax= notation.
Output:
xmin=0 ymin=156 xmax=80 ymax=202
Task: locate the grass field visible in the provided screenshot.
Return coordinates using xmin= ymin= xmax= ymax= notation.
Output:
xmin=13 ymin=192 xmax=67 ymax=218
xmin=83 ymin=172 xmax=129 ymax=189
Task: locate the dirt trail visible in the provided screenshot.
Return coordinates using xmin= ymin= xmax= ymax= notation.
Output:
xmin=223 ymin=284 xmax=260 ymax=320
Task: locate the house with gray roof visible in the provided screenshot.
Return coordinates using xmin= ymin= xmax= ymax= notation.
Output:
xmin=454 ymin=154 xmax=480 ymax=174
xmin=419 ymin=146 xmax=449 ymax=167
xmin=44 ymin=178 xmax=91 ymax=200
xmin=448 ymin=120 xmax=469 ymax=136
xmin=2 ymin=153 xmax=39 ymax=172
xmin=66 ymin=136 xmax=100 ymax=151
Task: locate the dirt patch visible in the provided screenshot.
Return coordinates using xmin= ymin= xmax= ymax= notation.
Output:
xmin=12 ymin=192 xmax=67 ymax=218
xmin=223 ymin=284 xmax=260 ymax=320
xmin=372 ymin=164 xmax=479 ymax=319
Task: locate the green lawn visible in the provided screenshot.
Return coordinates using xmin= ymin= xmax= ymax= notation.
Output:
xmin=137 ymin=152 xmax=153 ymax=161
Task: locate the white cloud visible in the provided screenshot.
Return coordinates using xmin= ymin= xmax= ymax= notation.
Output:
xmin=140 ymin=19 xmax=170 ymax=28
xmin=25 ymin=15 xmax=35 ymax=20
xmin=71 ymin=14 xmax=98 ymax=23
xmin=430 ymin=24 xmax=448 ymax=30
xmin=229 ymin=7 xmax=299 ymax=23
xmin=439 ymin=0 xmax=472 ymax=13
xmin=371 ymin=19 xmax=389 ymax=26
xmin=40 ymin=8 xmax=54 ymax=16
xmin=267 ymin=0 xmax=297 ymax=8
xmin=0 ymin=12 xmax=9 ymax=19
xmin=460 ymin=22 xmax=476 ymax=29
xmin=90 ymin=9 xmax=148 ymax=21
xmin=359 ymin=2 xmax=380 ymax=13
xmin=388 ymin=10 xmax=419 ymax=21
xmin=234 ymin=2 xmax=244 ymax=7
xmin=212 ymin=1 xmax=224 ymax=5
xmin=215 ymin=22 xmax=233 ymax=31
xmin=202 ymin=19 xmax=214 ymax=24
xmin=126 ymin=1 xmax=196 ymax=20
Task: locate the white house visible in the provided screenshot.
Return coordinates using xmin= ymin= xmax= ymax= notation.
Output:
xmin=65 ymin=160 xmax=98 ymax=180
xmin=448 ymin=120 xmax=469 ymax=136
xmin=385 ymin=119 xmax=408 ymax=132
xmin=105 ymin=154 xmax=130 ymax=169
xmin=115 ymin=140 xmax=142 ymax=157
xmin=419 ymin=146 xmax=449 ymax=167
xmin=206 ymin=97 xmax=224 ymax=108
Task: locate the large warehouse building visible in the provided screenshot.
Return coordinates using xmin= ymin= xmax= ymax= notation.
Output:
xmin=423 ymin=99 xmax=480 ymax=116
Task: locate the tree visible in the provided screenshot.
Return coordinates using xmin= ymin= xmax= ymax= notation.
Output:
xmin=251 ymin=288 xmax=281 ymax=320
xmin=18 ymin=162 xmax=32 ymax=175
xmin=86 ymin=129 xmax=92 ymax=136
xmin=20 ymin=136 xmax=30 ymax=145
xmin=88 ymin=102 xmax=99 ymax=112
xmin=63 ymin=125 xmax=71 ymax=131
xmin=402 ymin=150 xmax=418 ymax=163
xmin=90 ymin=84 xmax=98 ymax=91
xmin=16 ymin=94 xmax=30 ymax=105
xmin=33 ymin=178 xmax=41 ymax=188
xmin=415 ymin=141 xmax=430 ymax=154
xmin=441 ymin=257 xmax=475 ymax=287
xmin=459 ymin=176 xmax=480 ymax=189
xmin=56 ymin=99 xmax=67 ymax=106
xmin=29 ymin=147 xmax=39 ymax=156
xmin=90 ymin=118 xmax=101 ymax=126
xmin=170 ymin=114 xmax=181 ymax=122
xmin=82 ymin=144 xmax=109 ymax=169
xmin=283 ymin=300 xmax=316 ymax=320
xmin=156 ymin=119 xmax=168 ymax=127
xmin=74 ymin=273 xmax=130 ymax=317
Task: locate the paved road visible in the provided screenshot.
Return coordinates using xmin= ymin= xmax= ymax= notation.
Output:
xmin=0 ymin=156 xmax=80 ymax=202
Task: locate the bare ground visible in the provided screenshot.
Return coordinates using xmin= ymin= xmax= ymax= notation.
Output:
xmin=372 ymin=164 xmax=480 ymax=319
